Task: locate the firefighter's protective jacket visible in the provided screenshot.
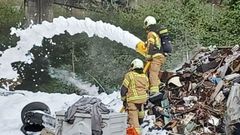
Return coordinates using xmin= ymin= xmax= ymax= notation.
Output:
xmin=121 ymin=71 xmax=149 ymax=104
xmin=146 ymin=31 xmax=163 ymax=58
xmin=135 ymin=31 xmax=163 ymax=59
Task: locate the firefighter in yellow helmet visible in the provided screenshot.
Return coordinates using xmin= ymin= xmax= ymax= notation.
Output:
xmin=121 ymin=58 xmax=149 ymax=135
xmin=142 ymin=16 xmax=166 ymax=95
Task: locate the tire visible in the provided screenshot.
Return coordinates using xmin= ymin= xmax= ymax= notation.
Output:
xmin=21 ymin=102 xmax=51 ymax=124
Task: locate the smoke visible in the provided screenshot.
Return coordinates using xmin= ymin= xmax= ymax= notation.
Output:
xmin=48 ymin=67 xmax=99 ymax=96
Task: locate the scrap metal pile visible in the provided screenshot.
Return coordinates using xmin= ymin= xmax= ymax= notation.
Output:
xmin=147 ymin=45 xmax=240 ymax=134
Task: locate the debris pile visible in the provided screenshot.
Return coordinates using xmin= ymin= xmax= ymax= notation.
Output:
xmin=146 ymin=45 xmax=240 ymax=134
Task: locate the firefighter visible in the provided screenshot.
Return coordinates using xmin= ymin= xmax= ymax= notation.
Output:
xmin=143 ymin=16 xmax=166 ymax=95
xmin=121 ymin=58 xmax=149 ymax=135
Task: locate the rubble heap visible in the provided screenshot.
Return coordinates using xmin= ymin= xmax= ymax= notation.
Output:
xmin=148 ymin=45 xmax=240 ymax=134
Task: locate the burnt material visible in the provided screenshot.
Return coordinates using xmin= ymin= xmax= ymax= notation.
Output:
xmin=151 ymin=46 xmax=240 ymax=134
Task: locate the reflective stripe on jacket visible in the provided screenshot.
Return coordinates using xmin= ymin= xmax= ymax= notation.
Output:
xmin=122 ymin=71 xmax=149 ymax=103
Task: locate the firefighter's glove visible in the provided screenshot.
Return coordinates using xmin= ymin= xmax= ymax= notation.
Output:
xmin=149 ymin=91 xmax=158 ymax=96
xmin=159 ymin=83 xmax=166 ymax=90
xmin=121 ymin=96 xmax=126 ymax=101
xmin=123 ymin=100 xmax=127 ymax=108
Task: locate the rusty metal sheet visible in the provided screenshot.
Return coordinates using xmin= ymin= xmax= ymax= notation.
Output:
xmin=196 ymin=60 xmax=220 ymax=72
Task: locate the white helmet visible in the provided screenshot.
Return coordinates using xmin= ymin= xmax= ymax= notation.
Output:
xmin=144 ymin=16 xmax=157 ymax=28
xmin=131 ymin=58 xmax=144 ymax=69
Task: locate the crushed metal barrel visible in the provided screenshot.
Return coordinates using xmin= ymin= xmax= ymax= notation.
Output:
xmin=145 ymin=45 xmax=240 ymax=134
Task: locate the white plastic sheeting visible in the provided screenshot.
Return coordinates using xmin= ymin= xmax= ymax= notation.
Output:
xmin=0 ymin=16 xmax=142 ymax=79
xmin=226 ymin=83 xmax=240 ymax=123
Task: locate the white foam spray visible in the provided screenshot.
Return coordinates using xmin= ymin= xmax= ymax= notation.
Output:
xmin=0 ymin=16 xmax=141 ymax=79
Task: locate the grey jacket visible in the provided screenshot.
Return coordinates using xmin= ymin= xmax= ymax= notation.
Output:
xmin=65 ymin=97 xmax=110 ymax=135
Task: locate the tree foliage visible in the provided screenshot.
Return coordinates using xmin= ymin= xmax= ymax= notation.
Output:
xmin=0 ymin=0 xmax=240 ymax=93
xmin=0 ymin=0 xmax=23 ymax=51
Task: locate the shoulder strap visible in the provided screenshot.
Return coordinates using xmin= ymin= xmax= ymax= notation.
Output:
xmin=159 ymin=29 xmax=168 ymax=34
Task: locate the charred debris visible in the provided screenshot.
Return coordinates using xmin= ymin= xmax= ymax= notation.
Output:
xmin=146 ymin=45 xmax=240 ymax=134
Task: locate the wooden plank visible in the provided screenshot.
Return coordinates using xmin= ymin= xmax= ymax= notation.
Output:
xmin=210 ymin=80 xmax=224 ymax=102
